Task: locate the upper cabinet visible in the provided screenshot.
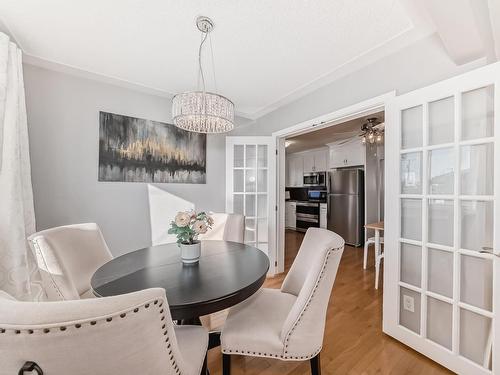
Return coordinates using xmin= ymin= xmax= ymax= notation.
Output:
xmin=328 ymin=139 xmax=365 ymax=169
xmin=286 ymin=154 xmax=304 ymax=187
xmin=303 ymin=153 xmax=315 ymax=173
xmin=286 ymin=148 xmax=328 ymax=187
xmin=303 ymin=149 xmax=328 ymax=173
xmin=313 ymin=150 xmax=328 ymax=171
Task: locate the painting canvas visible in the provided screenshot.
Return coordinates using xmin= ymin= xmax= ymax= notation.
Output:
xmin=98 ymin=112 xmax=206 ymax=183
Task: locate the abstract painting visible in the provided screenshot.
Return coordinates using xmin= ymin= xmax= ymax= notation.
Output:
xmin=98 ymin=112 xmax=206 ymax=183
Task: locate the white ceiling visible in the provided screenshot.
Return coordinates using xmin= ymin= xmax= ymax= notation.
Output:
xmin=286 ymin=111 xmax=385 ymax=154
xmin=0 ymin=0 xmax=435 ymax=119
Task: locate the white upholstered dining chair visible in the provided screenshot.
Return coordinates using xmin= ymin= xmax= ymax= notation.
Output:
xmin=27 ymin=223 xmax=113 ymax=300
xmin=198 ymin=213 xmax=245 ymax=330
xmin=198 ymin=213 xmax=245 ymax=243
xmin=220 ymin=228 xmax=345 ymax=375
xmin=0 ymin=288 xmax=208 ymax=375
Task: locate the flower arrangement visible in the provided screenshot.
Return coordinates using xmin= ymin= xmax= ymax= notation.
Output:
xmin=168 ymin=210 xmax=214 ymax=245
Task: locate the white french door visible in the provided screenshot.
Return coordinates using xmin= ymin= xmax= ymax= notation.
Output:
xmin=226 ymin=136 xmax=276 ymax=273
xmin=384 ymin=62 xmax=500 ymax=374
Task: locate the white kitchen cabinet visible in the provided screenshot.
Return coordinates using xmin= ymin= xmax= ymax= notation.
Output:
xmin=303 ymin=153 xmax=315 ymax=173
xmin=285 ymin=201 xmax=297 ymax=229
xmin=313 ymin=150 xmax=328 ymax=171
xmin=303 ymin=149 xmax=328 ymax=172
xmin=328 ymin=139 xmax=365 ymax=169
xmin=286 ymin=155 xmax=303 ymax=187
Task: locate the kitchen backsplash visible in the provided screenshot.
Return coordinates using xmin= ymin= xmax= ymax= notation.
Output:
xmin=285 ymin=187 xmax=309 ymax=201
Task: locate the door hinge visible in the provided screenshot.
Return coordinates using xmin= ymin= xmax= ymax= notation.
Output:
xmin=275 ymin=205 xmax=278 ymax=211
xmin=275 ymin=261 xmax=278 ymax=267
xmin=275 ymin=149 xmax=278 ymax=155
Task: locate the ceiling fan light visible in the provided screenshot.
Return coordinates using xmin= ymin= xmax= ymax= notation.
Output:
xmin=376 ymin=134 xmax=383 ymax=142
xmin=361 ymin=136 xmax=366 ymax=144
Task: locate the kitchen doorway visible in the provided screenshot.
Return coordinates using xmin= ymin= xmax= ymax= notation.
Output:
xmin=272 ymin=92 xmax=394 ymax=274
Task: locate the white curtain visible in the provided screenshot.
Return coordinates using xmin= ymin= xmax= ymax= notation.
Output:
xmin=0 ymin=32 xmax=43 ymax=301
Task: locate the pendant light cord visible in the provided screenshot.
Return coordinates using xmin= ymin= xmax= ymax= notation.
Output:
xmin=198 ymin=31 xmax=209 ymax=93
xmin=209 ymin=33 xmax=218 ymax=93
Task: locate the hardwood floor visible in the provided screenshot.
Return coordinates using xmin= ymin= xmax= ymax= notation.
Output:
xmin=207 ymin=230 xmax=453 ymax=374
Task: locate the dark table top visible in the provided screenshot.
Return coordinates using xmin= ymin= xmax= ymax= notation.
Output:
xmin=91 ymin=241 xmax=270 ymax=320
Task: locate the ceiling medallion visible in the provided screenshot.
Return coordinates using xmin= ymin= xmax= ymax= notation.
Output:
xmin=172 ymin=16 xmax=235 ymax=134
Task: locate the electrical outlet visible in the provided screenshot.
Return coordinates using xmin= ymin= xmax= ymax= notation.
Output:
xmin=403 ymin=295 xmax=415 ymax=313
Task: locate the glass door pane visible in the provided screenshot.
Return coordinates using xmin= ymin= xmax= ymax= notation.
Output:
xmin=460 ymin=143 xmax=494 ymax=195
xmin=461 ymin=86 xmax=494 ymax=141
xmin=401 ymin=105 xmax=423 ymax=149
xmin=429 ymin=96 xmax=454 ymax=145
xmin=427 ymin=297 xmax=453 ymax=350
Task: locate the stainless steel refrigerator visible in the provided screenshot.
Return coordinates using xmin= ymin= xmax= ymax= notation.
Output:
xmin=327 ymin=169 xmax=364 ymax=246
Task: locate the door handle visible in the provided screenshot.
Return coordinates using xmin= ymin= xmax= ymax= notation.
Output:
xmin=479 ymin=247 xmax=500 ymax=257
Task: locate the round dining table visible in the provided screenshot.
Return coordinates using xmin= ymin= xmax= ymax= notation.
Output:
xmin=91 ymin=241 xmax=270 ymax=324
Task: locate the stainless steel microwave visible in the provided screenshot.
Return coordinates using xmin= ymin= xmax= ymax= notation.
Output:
xmin=303 ymin=172 xmax=326 ymax=187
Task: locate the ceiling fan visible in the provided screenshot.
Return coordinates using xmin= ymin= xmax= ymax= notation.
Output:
xmin=360 ymin=117 xmax=384 ymax=144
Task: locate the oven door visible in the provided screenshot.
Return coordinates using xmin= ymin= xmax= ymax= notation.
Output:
xmin=296 ymin=202 xmax=319 ymax=231
xmin=296 ymin=213 xmax=319 ymax=231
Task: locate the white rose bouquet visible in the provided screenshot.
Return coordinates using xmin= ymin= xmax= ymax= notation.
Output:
xmin=168 ymin=210 xmax=214 ymax=245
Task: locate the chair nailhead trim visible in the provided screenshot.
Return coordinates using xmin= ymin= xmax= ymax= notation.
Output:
xmin=223 ymin=245 xmax=343 ymax=361
xmin=3 ymin=297 xmax=189 ymax=374
xmin=221 ymin=347 xmax=322 ymax=360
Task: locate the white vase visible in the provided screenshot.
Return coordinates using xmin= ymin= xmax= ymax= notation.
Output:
xmin=180 ymin=240 xmax=201 ymax=264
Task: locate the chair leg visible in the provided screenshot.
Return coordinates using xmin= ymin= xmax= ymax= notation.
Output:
xmin=310 ymin=353 xmax=321 ymax=375
xmin=363 ymin=241 xmax=369 ymax=269
xmin=375 ymin=255 xmax=380 ymax=289
xmin=201 ymin=354 xmax=208 ymax=375
xmin=222 ymin=354 xmax=231 ymax=375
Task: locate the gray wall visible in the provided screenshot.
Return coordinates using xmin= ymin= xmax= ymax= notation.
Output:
xmin=23 ymin=64 xmax=227 ymax=256
xmin=23 ymin=34 xmax=487 ymax=257
xmin=232 ymin=35 xmax=486 ymax=136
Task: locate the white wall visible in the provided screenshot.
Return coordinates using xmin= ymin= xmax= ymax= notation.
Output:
xmin=23 ymin=64 xmax=227 ymax=256
xmin=233 ymin=35 xmax=487 ymax=136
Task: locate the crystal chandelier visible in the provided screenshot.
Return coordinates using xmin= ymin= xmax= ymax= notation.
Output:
xmin=172 ymin=16 xmax=234 ymax=133
xmin=360 ymin=117 xmax=384 ymax=145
